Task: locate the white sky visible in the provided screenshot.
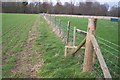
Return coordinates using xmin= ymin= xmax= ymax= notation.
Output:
xmin=48 ymin=0 xmax=119 ymax=7
xmin=50 ymin=0 xmax=119 ymax=3
xmin=35 ymin=0 xmax=119 ymax=6
xmin=1 ymin=0 xmax=119 ymax=3
xmin=1 ymin=0 xmax=119 ymax=7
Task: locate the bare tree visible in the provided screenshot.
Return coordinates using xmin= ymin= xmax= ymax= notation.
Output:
xmin=109 ymin=6 xmax=118 ymax=17
xmin=2 ymin=1 xmax=119 ymax=17
xmin=54 ymin=1 xmax=63 ymax=14
xmin=22 ymin=2 xmax=28 ymax=13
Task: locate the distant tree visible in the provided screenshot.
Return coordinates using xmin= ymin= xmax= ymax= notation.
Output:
xmin=22 ymin=2 xmax=28 ymax=13
xmin=78 ymin=1 xmax=109 ymax=16
xmin=41 ymin=2 xmax=49 ymax=13
xmin=85 ymin=2 xmax=93 ymax=15
xmin=2 ymin=1 xmax=119 ymax=17
xmin=118 ymin=1 xmax=120 ymax=17
xmin=109 ymin=6 xmax=118 ymax=17
xmin=54 ymin=2 xmax=63 ymax=14
xmin=78 ymin=2 xmax=86 ymax=15
xmin=70 ymin=0 xmax=75 ymax=14
xmin=63 ymin=2 xmax=70 ymax=14
xmin=100 ymin=3 xmax=109 ymax=16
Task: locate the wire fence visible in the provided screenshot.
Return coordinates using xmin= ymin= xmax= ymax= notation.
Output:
xmin=44 ymin=14 xmax=119 ymax=78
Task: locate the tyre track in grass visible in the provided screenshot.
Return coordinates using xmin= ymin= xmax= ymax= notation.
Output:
xmin=10 ymin=16 xmax=43 ymax=78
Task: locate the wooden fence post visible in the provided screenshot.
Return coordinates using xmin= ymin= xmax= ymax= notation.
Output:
xmin=66 ymin=21 xmax=70 ymax=45
xmin=50 ymin=14 xmax=51 ymax=25
xmin=54 ymin=16 xmax=56 ymax=32
xmin=92 ymin=19 xmax=97 ymax=64
xmin=64 ymin=21 xmax=70 ymax=57
xmin=73 ymin=27 xmax=76 ymax=46
xmin=64 ymin=46 xmax=67 ymax=57
xmin=83 ymin=18 xmax=97 ymax=72
xmin=59 ymin=19 xmax=61 ymax=36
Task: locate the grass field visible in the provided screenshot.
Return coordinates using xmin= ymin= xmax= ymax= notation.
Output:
xmin=2 ymin=13 xmax=119 ymax=78
xmin=35 ymin=16 xmax=94 ymax=78
xmin=51 ymin=15 xmax=119 ymax=77
xmin=2 ymin=13 xmax=94 ymax=78
xmin=2 ymin=13 xmax=38 ymax=77
xmin=55 ymin=16 xmax=118 ymax=44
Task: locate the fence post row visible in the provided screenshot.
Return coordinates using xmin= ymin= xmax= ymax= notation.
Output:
xmin=83 ymin=18 xmax=97 ymax=72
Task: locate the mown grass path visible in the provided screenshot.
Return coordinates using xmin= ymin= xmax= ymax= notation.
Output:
xmin=10 ymin=15 xmax=43 ymax=78
xmin=2 ymin=14 xmax=39 ymax=78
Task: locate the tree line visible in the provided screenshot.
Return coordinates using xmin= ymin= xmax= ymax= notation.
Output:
xmin=2 ymin=1 xmax=119 ymax=17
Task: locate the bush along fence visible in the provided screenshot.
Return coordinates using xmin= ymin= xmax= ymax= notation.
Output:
xmin=43 ymin=13 xmax=119 ymax=79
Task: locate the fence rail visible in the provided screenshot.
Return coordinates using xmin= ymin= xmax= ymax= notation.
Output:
xmin=43 ymin=13 xmax=119 ymax=79
xmin=90 ymin=34 xmax=112 ymax=78
xmin=47 ymin=14 xmax=119 ymax=20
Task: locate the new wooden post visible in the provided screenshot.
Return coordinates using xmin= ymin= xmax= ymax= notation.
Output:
xmin=83 ymin=18 xmax=97 ymax=72
xmin=66 ymin=21 xmax=70 ymax=45
xmin=73 ymin=27 xmax=76 ymax=46
xmin=50 ymin=14 xmax=51 ymax=25
xmin=64 ymin=21 xmax=70 ymax=57
xmin=72 ymin=27 xmax=76 ymax=53
xmin=59 ymin=19 xmax=61 ymax=35
xmin=58 ymin=19 xmax=61 ymax=36
xmin=92 ymin=19 xmax=97 ymax=65
xmin=54 ymin=16 xmax=56 ymax=32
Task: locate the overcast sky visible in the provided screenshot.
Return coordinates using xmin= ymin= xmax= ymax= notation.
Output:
xmin=50 ymin=0 xmax=119 ymax=3
xmin=1 ymin=0 xmax=119 ymax=3
xmin=1 ymin=0 xmax=119 ymax=7
xmin=36 ymin=0 xmax=119 ymax=7
xmin=46 ymin=0 xmax=119 ymax=8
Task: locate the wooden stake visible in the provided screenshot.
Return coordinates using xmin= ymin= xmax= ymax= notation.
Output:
xmin=66 ymin=21 xmax=70 ymax=45
xmin=73 ymin=27 xmax=76 ymax=46
xmin=64 ymin=46 xmax=67 ymax=57
xmin=83 ymin=18 xmax=97 ymax=72
xmin=64 ymin=21 xmax=70 ymax=57
xmin=50 ymin=14 xmax=51 ymax=25
xmin=59 ymin=19 xmax=61 ymax=35
xmin=72 ymin=38 xmax=86 ymax=56
xmin=54 ymin=16 xmax=56 ymax=32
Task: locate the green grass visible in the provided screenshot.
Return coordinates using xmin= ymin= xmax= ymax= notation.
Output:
xmin=35 ymin=16 xmax=95 ymax=78
xmin=50 ymin=15 xmax=119 ymax=78
xmin=2 ymin=13 xmax=38 ymax=78
xmin=55 ymin=16 xmax=118 ymax=44
xmin=2 ymin=13 xmax=119 ymax=78
xmin=2 ymin=13 xmax=94 ymax=78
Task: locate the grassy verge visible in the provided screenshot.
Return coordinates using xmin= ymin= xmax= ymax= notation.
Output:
xmin=35 ymin=16 xmax=94 ymax=78
xmin=52 ymin=16 xmax=119 ymax=78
